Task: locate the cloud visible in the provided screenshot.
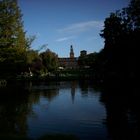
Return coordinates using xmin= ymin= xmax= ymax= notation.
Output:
xmin=87 ymin=36 xmax=98 ymax=41
xmin=58 ymin=20 xmax=103 ymax=34
xmin=56 ymin=37 xmax=70 ymax=42
xmin=56 ymin=36 xmax=75 ymax=42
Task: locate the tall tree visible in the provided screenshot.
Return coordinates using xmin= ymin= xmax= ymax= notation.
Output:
xmin=95 ymin=0 xmax=140 ymax=83
xmin=0 ymin=0 xmax=27 ymax=78
xmin=0 ymin=0 xmax=26 ymax=48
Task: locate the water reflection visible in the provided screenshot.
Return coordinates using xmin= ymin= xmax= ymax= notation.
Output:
xmin=0 ymin=81 xmax=139 ymax=140
xmin=28 ymin=81 xmax=106 ymax=140
xmin=0 ymin=86 xmax=31 ymax=138
xmin=79 ymin=80 xmax=89 ymax=96
xmin=100 ymin=83 xmax=140 ymax=140
xmin=70 ymin=81 xmax=77 ymax=104
xmin=0 ymin=81 xmax=106 ymax=140
xmin=29 ymin=82 xmax=59 ymax=102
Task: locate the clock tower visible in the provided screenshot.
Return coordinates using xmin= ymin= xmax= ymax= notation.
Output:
xmin=70 ymin=45 xmax=74 ymax=58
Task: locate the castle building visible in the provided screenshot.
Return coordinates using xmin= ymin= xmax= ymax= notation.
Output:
xmin=80 ymin=50 xmax=87 ymax=57
xmin=58 ymin=45 xmax=78 ymax=69
xmin=70 ymin=45 xmax=74 ymax=58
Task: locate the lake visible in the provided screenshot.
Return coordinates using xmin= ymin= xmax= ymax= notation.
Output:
xmin=0 ymin=80 xmax=139 ymax=140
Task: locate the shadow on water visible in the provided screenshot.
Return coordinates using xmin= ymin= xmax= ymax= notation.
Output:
xmin=0 ymin=81 xmax=79 ymax=140
xmin=1 ymin=80 xmax=139 ymax=140
xmin=100 ymin=81 xmax=140 ymax=140
xmin=0 ymin=84 xmax=31 ymax=139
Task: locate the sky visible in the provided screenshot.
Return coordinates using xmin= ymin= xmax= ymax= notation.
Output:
xmin=19 ymin=0 xmax=130 ymax=57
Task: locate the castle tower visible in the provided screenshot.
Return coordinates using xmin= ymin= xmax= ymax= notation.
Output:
xmin=80 ymin=50 xmax=87 ymax=57
xmin=70 ymin=45 xmax=74 ymax=58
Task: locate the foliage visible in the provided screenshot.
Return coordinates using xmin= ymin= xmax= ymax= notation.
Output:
xmin=26 ymin=50 xmax=43 ymax=76
xmin=40 ymin=49 xmax=58 ymax=73
xmin=0 ymin=0 xmax=27 ymax=78
xmin=78 ymin=52 xmax=98 ymax=69
xmin=25 ymin=35 xmax=36 ymax=50
xmin=26 ymin=50 xmax=39 ymax=65
xmin=95 ymin=0 xmax=140 ymax=82
xmin=0 ymin=0 xmax=26 ymax=49
xmin=0 ymin=46 xmax=27 ymax=78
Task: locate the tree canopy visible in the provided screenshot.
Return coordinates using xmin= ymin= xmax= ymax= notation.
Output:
xmin=95 ymin=0 xmax=140 ymax=83
xmin=0 ymin=0 xmax=27 ymax=78
xmin=40 ymin=49 xmax=58 ymax=73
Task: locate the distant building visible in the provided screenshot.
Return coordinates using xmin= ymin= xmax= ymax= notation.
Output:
xmin=80 ymin=50 xmax=87 ymax=57
xmin=58 ymin=45 xmax=78 ymax=69
xmin=70 ymin=45 xmax=74 ymax=58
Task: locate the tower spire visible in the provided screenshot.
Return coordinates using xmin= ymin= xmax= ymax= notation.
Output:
xmin=70 ymin=45 xmax=74 ymax=58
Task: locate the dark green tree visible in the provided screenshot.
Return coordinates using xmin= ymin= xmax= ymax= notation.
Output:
xmin=78 ymin=52 xmax=98 ymax=69
xmin=95 ymin=0 xmax=140 ymax=83
xmin=40 ymin=49 xmax=58 ymax=73
xmin=0 ymin=0 xmax=26 ymax=48
xmin=26 ymin=49 xmax=43 ymax=76
xmin=0 ymin=0 xmax=27 ymax=78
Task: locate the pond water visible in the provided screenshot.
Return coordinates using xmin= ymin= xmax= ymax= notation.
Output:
xmin=0 ymin=80 xmax=139 ymax=140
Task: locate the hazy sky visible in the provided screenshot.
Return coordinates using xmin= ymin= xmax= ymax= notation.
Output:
xmin=19 ymin=0 xmax=130 ymax=57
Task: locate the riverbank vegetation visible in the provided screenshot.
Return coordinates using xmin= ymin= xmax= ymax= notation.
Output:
xmin=0 ymin=0 xmax=139 ymax=85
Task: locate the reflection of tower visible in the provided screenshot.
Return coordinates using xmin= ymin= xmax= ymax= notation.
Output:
xmin=71 ymin=81 xmax=76 ymax=104
xmin=70 ymin=45 xmax=74 ymax=58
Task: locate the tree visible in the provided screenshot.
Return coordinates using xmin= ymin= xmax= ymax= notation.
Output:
xmin=40 ymin=49 xmax=58 ymax=73
xmin=78 ymin=52 xmax=98 ymax=69
xmin=25 ymin=35 xmax=36 ymax=50
xmin=126 ymin=0 xmax=140 ymax=30
xmin=95 ymin=0 xmax=140 ymax=83
xmin=0 ymin=0 xmax=26 ymax=48
xmin=26 ymin=49 xmax=43 ymax=76
xmin=0 ymin=0 xmax=27 ymax=78
xmin=126 ymin=0 xmax=140 ymax=80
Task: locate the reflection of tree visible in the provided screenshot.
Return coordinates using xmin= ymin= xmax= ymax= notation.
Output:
xmin=70 ymin=81 xmax=77 ymax=103
xmin=0 ymin=82 xmax=60 ymax=139
xmin=79 ymin=80 xmax=89 ymax=96
xmin=0 ymin=87 xmax=31 ymax=138
xmin=30 ymin=85 xmax=59 ymax=103
xmin=42 ymin=89 xmax=59 ymax=101
xmin=100 ymin=84 xmax=140 ymax=140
